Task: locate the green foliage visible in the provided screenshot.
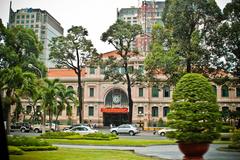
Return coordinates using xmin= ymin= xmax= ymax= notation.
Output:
xmin=101 ymin=19 xmax=143 ymax=124
xmin=0 ymin=19 xmax=46 ymax=74
xmin=49 ymin=25 xmax=97 ymax=123
xmin=162 ymin=0 xmax=222 ymax=73
xmin=8 ymin=146 xmax=24 ymax=155
xmin=8 ymin=136 xmax=50 ymax=146
xmin=173 ymin=73 xmax=217 ymax=103
xmin=18 ymin=146 xmax=58 ymax=151
xmin=228 ymin=130 xmax=240 ymax=149
xmin=210 ymin=0 xmax=240 ymax=73
xmin=40 ymin=132 xmax=118 ymax=141
xmin=216 ymin=125 xmax=234 ymax=133
xmin=40 ymin=132 xmax=79 ymax=139
xmin=167 ymin=73 xmax=221 ymax=143
xmin=81 ymin=132 xmax=118 ymax=140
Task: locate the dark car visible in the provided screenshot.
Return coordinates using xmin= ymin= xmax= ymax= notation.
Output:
xmin=10 ymin=122 xmax=32 ymax=133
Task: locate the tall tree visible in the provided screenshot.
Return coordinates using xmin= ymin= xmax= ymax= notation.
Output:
xmin=0 ymin=20 xmax=46 ymax=74
xmin=101 ymin=19 xmax=143 ymax=124
xmin=0 ymin=67 xmax=36 ymax=134
xmin=55 ymin=85 xmax=77 ymax=125
xmin=210 ymin=0 xmax=240 ymax=76
xmin=145 ymin=24 xmax=183 ymax=86
xmin=49 ymin=26 xmax=97 ymax=123
xmin=162 ymin=0 xmax=222 ymax=73
xmin=41 ymin=79 xmax=63 ymax=132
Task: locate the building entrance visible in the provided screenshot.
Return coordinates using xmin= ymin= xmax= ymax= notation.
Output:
xmin=103 ymin=113 xmax=128 ymax=127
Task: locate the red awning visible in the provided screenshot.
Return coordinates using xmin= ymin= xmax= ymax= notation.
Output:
xmin=101 ymin=108 xmax=128 ymax=113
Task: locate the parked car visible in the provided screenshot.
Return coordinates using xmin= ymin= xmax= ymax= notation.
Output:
xmin=63 ymin=126 xmax=98 ymax=134
xmin=32 ymin=123 xmax=59 ymax=133
xmin=110 ymin=124 xmax=140 ymax=136
xmin=10 ymin=122 xmax=32 ymax=133
xmin=157 ymin=128 xmax=176 ymax=136
xmin=63 ymin=123 xmax=90 ymax=131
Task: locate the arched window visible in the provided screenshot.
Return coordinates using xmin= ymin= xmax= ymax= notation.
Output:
xmin=26 ymin=105 xmax=32 ymax=114
xmin=236 ymin=87 xmax=240 ymax=97
xmin=152 ymin=106 xmax=158 ymax=117
xmin=163 ymin=85 xmax=170 ymax=97
xmin=221 ymin=85 xmax=229 ymax=97
xmin=163 ymin=106 xmax=170 ymax=117
xmin=212 ymin=85 xmax=217 ymax=95
xmin=222 ymin=106 xmax=229 ymax=113
xmin=67 ymin=86 xmax=74 ymax=90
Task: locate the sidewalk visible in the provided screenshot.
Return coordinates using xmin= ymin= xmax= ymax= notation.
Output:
xmin=54 ymin=144 xmax=240 ymax=160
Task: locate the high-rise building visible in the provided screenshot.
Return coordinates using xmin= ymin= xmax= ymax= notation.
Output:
xmin=117 ymin=1 xmax=165 ymax=54
xmin=8 ymin=3 xmax=64 ymax=68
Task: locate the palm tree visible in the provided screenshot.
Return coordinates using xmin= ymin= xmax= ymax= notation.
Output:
xmin=54 ymin=85 xmax=77 ymax=129
xmin=0 ymin=67 xmax=36 ymax=134
xmin=41 ymin=78 xmax=62 ymax=132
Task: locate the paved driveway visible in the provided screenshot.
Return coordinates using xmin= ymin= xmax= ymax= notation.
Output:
xmin=54 ymin=144 xmax=240 ymax=160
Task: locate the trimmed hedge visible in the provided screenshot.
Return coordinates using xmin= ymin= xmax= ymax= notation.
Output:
xmin=8 ymin=136 xmax=50 ymax=146
xmin=8 ymin=146 xmax=24 ymax=155
xmin=40 ymin=132 xmax=79 ymax=139
xmin=19 ymin=146 xmax=58 ymax=151
xmin=39 ymin=132 xmax=118 ymax=140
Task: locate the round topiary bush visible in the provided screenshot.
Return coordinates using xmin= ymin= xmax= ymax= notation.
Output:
xmin=167 ymin=73 xmax=221 ymax=143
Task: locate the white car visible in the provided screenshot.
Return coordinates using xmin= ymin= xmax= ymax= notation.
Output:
xmin=157 ymin=128 xmax=176 ymax=136
xmin=32 ymin=123 xmax=59 ymax=133
xmin=64 ymin=126 xmax=98 ymax=134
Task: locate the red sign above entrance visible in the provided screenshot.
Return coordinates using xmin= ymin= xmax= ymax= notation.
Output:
xmin=101 ymin=108 xmax=128 ymax=113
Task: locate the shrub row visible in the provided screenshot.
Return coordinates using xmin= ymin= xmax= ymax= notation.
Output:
xmin=8 ymin=146 xmax=24 ymax=155
xmin=19 ymin=146 xmax=58 ymax=151
xmin=39 ymin=132 xmax=118 ymax=140
xmin=40 ymin=132 xmax=79 ymax=139
xmin=8 ymin=136 xmax=50 ymax=146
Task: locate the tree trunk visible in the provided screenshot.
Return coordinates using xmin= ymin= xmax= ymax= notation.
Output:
xmin=186 ymin=58 xmax=191 ymax=73
xmin=77 ymin=69 xmax=83 ymax=123
xmin=0 ymin=92 xmax=9 ymax=160
xmin=126 ymin=73 xmax=133 ymax=124
xmin=42 ymin=109 xmax=46 ymax=134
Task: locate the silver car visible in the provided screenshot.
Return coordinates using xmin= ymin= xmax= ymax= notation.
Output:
xmin=110 ymin=124 xmax=140 ymax=136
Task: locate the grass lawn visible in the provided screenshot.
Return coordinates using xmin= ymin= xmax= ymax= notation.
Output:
xmin=46 ymin=138 xmax=176 ymax=146
xmin=10 ymin=148 xmax=162 ymax=160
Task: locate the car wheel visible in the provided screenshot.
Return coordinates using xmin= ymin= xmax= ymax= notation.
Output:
xmin=160 ymin=132 xmax=165 ymax=136
xmin=129 ymin=131 xmax=134 ymax=136
xmin=34 ymin=128 xmax=39 ymax=133
xmin=111 ymin=130 xmax=118 ymax=135
xmin=20 ymin=128 xmax=25 ymax=133
xmin=51 ymin=129 xmax=55 ymax=132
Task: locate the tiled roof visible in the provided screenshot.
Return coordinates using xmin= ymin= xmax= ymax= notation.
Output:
xmin=48 ymin=68 xmax=86 ymax=77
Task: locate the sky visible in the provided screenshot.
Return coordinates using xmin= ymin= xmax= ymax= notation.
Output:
xmin=0 ymin=0 xmax=232 ymax=53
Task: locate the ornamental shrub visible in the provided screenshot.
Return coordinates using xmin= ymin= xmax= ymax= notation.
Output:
xmin=19 ymin=146 xmax=58 ymax=151
xmin=167 ymin=73 xmax=221 ymax=143
xmin=8 ymin=136 xmax=49 ymax=146
xmin=8 ymin=146 xmax=24 ymax=155
xmin=40 ymin=131 xmax=79 ymax=139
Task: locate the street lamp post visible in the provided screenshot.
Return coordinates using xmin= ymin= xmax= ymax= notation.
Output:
xmin=28 ymin=64 xmax=45 ymax=133
xmin=28 ymin=64 xmax=42 ymax=78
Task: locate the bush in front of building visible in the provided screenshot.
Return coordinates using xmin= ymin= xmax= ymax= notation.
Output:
xmin=8 ymin=136 xmax=50 ymax=146
xmin=82 ymin=132 xmax=119 ymax=140
xmin=228 ymin=130 xmax=240 ymax=149
xmin=18 ymin=146 xmax=58 ymax=151
xmin=40 ymin=131 xmax=79 ymax=139
xmin=216 ymin=125 xmax=234 ymax=133
xmin=167 ymin=73 xmax=221 ymax=143
xmin=66 ymin=132 xmax=118 ymax=140
xmin=8 ymin=146 xmax=24 ymax=155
